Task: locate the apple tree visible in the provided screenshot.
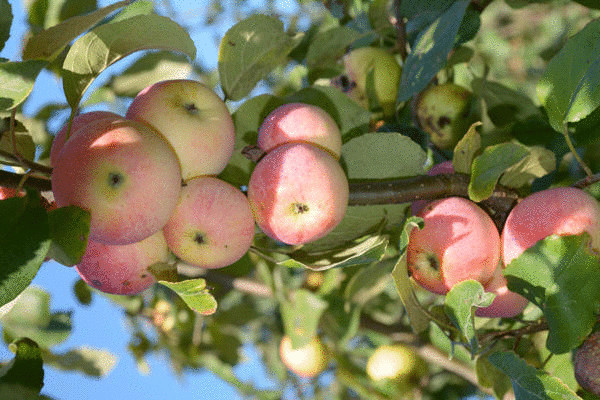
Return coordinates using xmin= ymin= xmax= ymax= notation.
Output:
xmin=1 ymin=0 xmax=600 ymax=399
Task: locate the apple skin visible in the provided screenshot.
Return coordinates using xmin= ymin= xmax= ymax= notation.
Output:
xmin=366 ymin=344 xmax=424 ymax=383
xmin=341 ymin=47 xmax=402 ymax=117
xmin=50 ymin=111 xmax=122 ymax=167
xmin=475 ymin=263 xmax=528 ymax=318
xmin=126 ymin=79 xmax=235 ymax=180
xmin=75 ymin=230 xmax=168 ymax=295
xmin=163 ymin=176 xmax=255 ymax=269
xmin=51 ymin=117 xmax=182 ymax=245
xmin=247 ymin=142 xmax=349 ymax=245
xmin=257 ymin=102 xmax=342 ymax=159
xmin=407 ymin=197 xmax=500 ymax=294
xmin=411 ymin=160 xmax=455 ymax=216
xmin=574 ymin=331 xmax=600 ymax=396
xmin=415 ymin=83 xmax=473 ymax=150
xmin=0 ymin=187 xmax=23 ymax=200
xmin=279 ymin=335 xmax=329 ymax=378
xmin=502 ymin=187 xmax=600 ymax=266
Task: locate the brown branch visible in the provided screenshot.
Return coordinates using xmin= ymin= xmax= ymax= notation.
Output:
xmin=0 ymin=170 xmax=52 ymax=191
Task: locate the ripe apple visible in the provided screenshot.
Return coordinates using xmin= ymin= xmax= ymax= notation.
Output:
xmin=407 ymin=197 xmax=500 ymax=294
xmin=50 ymin=111 xmax=122 ymax=166
xmin=279 ymin=335 xmax=329 ymax=378
xmin=247 ymin=142 xmax=349 ymax=245
xmin=475 ymin=264 xmax=528 ymax=318
xmin=76 ymin=230 xmax=168 ymax=295
xmin=0 ymin=187 xmax=23 ymax=200
xmin=574 ymin=331 xmax=600 ymax=396
xmin=51 ymin=117 xmax=182 ymax=245
xmin=340 ymin=47 xmax=402 ymax=117
xmin=415 ymin=83 xmax=474 ymax=150
xmin=126 ymin=79 xmax=235 ymax=180
xmin=366 ymin=344 xmax=424 ymax=382
xmin=411 ymin=160 xmax=455 ymax=216
xmin=163 ymin=176 xmax=255 ymax=269
xmin=257 ymin=102 xmax=342 ymax=158
xmin=502 ymin=187 xmax=600 ymax=266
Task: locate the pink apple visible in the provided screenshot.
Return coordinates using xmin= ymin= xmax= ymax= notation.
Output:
xmin=52 ymin=117 xmax=182 ymax=245
xmin=279 ymin=335 xmax=329 ymax=378
xmin=247 ymin=142 xmax=349 ymax=245
xmin=257 ymin=102 xmax=342 ymax=158
xmin=76 ymin=231 xmax=168 ymax=295
xmin=475 ymin=264 xmax=529 ymax=318
xmin=502 ymin=187 xmax=600 ymax=266
xmin=163 ymin=176 xmax=255 ymax=269
xmin=407 ymin=197 xmax=500 ymax=294
xmin=126 ymin=79 xmax=235 ymax=180
xmin=411 ymin=160 xmax=455 ymax=216
xmin=50 ymin=111 xmax=122 ymax=166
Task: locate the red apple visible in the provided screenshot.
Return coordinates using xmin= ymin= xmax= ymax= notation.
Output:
xmin=475 ymin=264 xmax=528 ymax=318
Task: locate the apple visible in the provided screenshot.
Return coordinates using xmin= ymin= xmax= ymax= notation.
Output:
xmin=366 ymin=344 xmax=424 ymax=382
xmin=51 ymin=117 xmax=182 ymax=245
xmin=574 ymin=331 xmax=600 ymax=396
xmin=126 ymin=79 xmax=235 ymax=180
xmin=502 ymin=187 xmax=600 ymax=266
xmin=415 ymin=83 xmax=474 ymax=150
xmin=340 ymin=47 xmax=402 ymax=117
xmin=76 ymin=230 xmax=168 ymax=295
xmin=50 ymin=111 xmax=122 ymax=166
xmin=257 ymin=102 xmax=342 ymax=158
xmin=407 ymin=197 xmax=500 ymax=294
xmin=163 ymin=176 xmax=255 ymax=269
xmin=411 ymin=160 xmax=455 ymax=216
xmin=475 ymin=264 xmax=528 ymax=318
xmin=247 ymin=142 xmax=349 ymax=245
xmin=0 ymin=187 xmax=23 ymax=200
xmin=279 ymin=335 xmax=329 ymax=378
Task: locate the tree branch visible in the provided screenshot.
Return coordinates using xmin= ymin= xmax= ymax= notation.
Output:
xmin=0 ymin=170 xmax=52 ymax=191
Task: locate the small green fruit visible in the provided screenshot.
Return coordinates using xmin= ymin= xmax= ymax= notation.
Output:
xmin=416 ymin=83 xmax=474 ymax=150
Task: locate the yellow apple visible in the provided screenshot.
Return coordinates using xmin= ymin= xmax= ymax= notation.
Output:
xmin=279 ymin=335 xmax=329 ymax=378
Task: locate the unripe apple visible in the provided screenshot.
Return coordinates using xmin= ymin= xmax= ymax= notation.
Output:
xmin=502 ymin=187 xmax=600 ymax=266
xmin=366 ymin=344 xmax=424 ymax=382
xmin=257 ymin=102 xmax=342 ymax=158
xmin=126 ymin=79 xmax=235 ymax=180
xmin=279 ymin=335 xmax=329 ymax=378
xmin=475 ymin=264 xmax=528 ymax=318
xmin=247 ymin=142 xmax=349 ymax=245
xmin=407 ymin=197 xmax=500 ymax=294
xmin=50 ymin=111 xmax=122 ymax=166
xmin=163 ymin=176 xmax=255 ymax=269
xmin=574 ymin=331 xmax=600 ymax=396
xmin=340 ymin=47 xmax=402 ymax=117
xmin=411 ymin=160 xmax=455 ymax=216
xmin=415 ymin=83 xmax=473 ymax=150
xmin=76 ymin=230 xmax=167 ymax=295
xmin=52 ymin=117 xmax=182 ymax=245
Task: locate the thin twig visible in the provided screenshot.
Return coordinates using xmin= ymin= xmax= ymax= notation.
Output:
xmin=562 ymin=124 xmax=593 ymax=177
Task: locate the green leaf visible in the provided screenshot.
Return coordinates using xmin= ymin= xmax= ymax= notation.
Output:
xmin=22 ymin=0 xmax=130 ymax=61
xmin=0 ymin=338 xmax=44 ymax=394
xmin=109 ymin=0 xmax=154 ymax=21
xmin=475 ymin=355 xmax=512 ymax=400
xmin=73 ymin=279 xmax=92 ymax=306
xmin=342 ymin=132 xmax=427 ymax=179
xmin=397 ymin=1 xmax=469 ymax=102
xmin=218 ymin=14 xmax=303 ymax=101
xmin=0 ymin=60 xmax=47 ymax=111
xmin=0 ymin=133 xmax=36 ymax=166
xmin=468 ymin=141 xmax=529 ymax=202
xmin=0 ymin=193 xmax=50 ymax=308
xmin=62 ymin=13 xmax=196 ymax=108
xmin=42 ymin=347 xmax=117 ymax=377
xmin=2 ymin=286 xmax=72 ymax=348
xmin=499 ymin=146 xmax=556 ymax=188
xmin=452 ymin=121 xmax=482 ymax=174
xmin=159 ymin=278 xmax=217 ymax=316
xmin=344 ymin=258 xmax=395 ymax=306
xmin=504 ymin=234 xmax=600 ymax=354
xmin=488 ymin=351 xmax=581 ymax=400
xmin=444 ymin=280 xmax=494 ymax=354
xmin=537 ymin=18 xmax=600 ymax=131
xmin=0 ymin=0 xmax=12 ymax=53
xmin=305 ymin=26 xmax=362 ymax=71
xmin=280 ymin=289 xmax=328 ymax=348
xmin=46 ymin=206 xmax=90 ymax=267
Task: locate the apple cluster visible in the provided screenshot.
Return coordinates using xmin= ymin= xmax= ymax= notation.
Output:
xmin=248 ymin=102 xmax=349 ymax=245
xmin=50 ymin=79 xmax=254 ymax=295
xmin=407 ymin=163 xmax=600 ymax=318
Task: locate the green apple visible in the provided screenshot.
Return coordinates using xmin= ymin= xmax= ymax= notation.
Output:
xmin=126 ymin=79 xmax=235 ymax=180
xmin=51 ymin=117 xmax=182 ymax=245
xmin=340 ymin=47 xmax=402 ymax=117
xmin=279 ymin=335 xmax=329 ymax=378
xmin=415 ymin=83 xmax=474 ymax=150
xmin=366 ymin=344 xmax=424 ymax=382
